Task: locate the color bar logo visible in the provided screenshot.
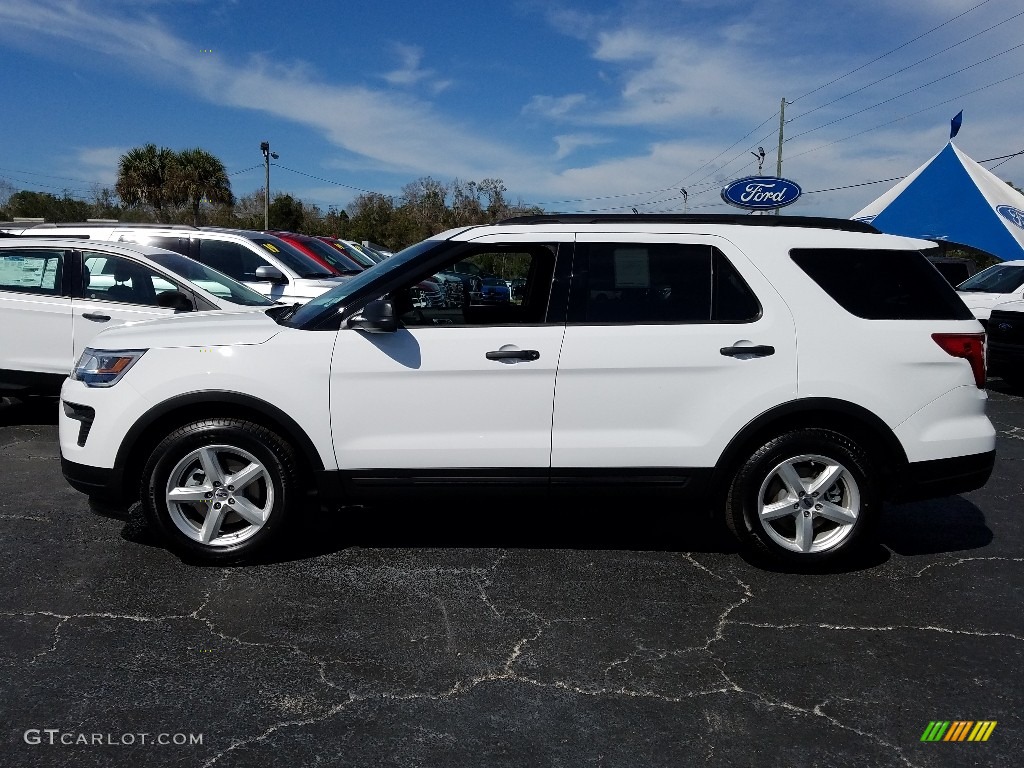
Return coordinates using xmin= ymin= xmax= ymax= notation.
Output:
xmin=921 ymin=721 xmax=997 ymax=742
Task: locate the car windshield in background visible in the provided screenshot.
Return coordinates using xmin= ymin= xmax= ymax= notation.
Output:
xmin=147 ymin=252 xmax=274 ymax=306
xmin=300 ymin=237 xmax=364 ymax=273
xmin=284 ymin=239 xmax=442 ymax=327
xmin=958 ymin=264 xmax=1024 ymax=293
xmin=347 ymin=241 xmax=386 ymax=263
xmin=250 ymin=236 xmax=335 ymax=279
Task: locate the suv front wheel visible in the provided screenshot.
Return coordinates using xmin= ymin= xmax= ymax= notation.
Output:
xmin=141 ymin=418 xmax=298 ymax=563
xmin=725 ymin=429 xmax=878 ymax=567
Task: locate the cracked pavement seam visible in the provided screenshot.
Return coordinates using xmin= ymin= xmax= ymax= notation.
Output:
xmin=5 ymin=553 xmax=929 ymax=768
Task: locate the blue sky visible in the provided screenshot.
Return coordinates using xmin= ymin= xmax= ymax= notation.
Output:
xmin=1 ymin=0 xmax=1022 ymax=219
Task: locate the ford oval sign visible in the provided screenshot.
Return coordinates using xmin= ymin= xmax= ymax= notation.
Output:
xmin=721 ymin=176 xmax=802 ymax=210
xmin=996 ymin=204 xmax=1024 ymax=230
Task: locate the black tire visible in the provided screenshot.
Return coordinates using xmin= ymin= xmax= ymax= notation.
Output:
xmin=724 ymin=428 xmax=878 ymax=567
xmin=141 ymin=418 xmax=298 ymax=563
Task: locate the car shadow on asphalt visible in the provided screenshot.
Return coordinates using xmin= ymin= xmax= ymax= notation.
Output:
xmin=111 ymin=499 xmax=744 ymax=567
xmin=880 ymin=496 xmax=993 ymax=556
xmin=107 ymin=494 xmax=994 ymax=572
xmin=987 ymin=376 xmax=1024 ymax=397
xmin=0 ymin=395 xmax=59 ymax=426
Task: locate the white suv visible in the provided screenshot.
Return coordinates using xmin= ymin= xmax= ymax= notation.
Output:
xmin=58 ymin=215 xmax=995 ymax=567
xmin=4 ymin=223 xmax=349 ymax=305
xmin=0 ymin=237 xmax=274 ymax=396
xmin=955 ymin=260 xmax=1024 ymax=323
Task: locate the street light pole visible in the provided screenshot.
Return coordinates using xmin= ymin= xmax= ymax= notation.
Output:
xmin=260 ymin=141 xmax=278 ymax=229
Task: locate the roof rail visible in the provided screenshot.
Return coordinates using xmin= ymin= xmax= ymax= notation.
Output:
xmin=496 ymin=213 xmax=880 ymax=233
xmin=20 ymin=221 xmax=198 ymax=230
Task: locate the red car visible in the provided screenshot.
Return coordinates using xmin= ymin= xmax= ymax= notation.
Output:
xmin=264 ymin=231 xmax=364 ymax=276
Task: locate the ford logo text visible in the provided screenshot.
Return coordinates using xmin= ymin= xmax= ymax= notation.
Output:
xmin=721 ymin=176 xmax=802 ymax=210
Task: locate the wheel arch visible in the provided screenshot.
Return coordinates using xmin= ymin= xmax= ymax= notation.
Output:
xmin=711 ymin=398 xmax=908 ymax=501
xmin=114 ymin=391 xmax=325 ymax=503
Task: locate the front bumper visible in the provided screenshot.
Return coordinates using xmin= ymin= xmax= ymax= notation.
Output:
xmin=60 ymin=457 xmax=129 ymax=504
xmin=987 ymin=341 xmax=1024 ymax=379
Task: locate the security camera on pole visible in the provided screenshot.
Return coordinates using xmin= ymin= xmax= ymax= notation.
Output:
xmin=260 ymin=141 xmax=279 ymax=229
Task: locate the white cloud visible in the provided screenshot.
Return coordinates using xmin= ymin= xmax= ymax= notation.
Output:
xmin=0 ymin=1 xmax=518 ymax=181
xmin=72 ymin=146 xmax=126 ymax=186
xmin=522 ymin=94 xmax=587 ymax=119
xmin=552 ymin=133 xmax=611 ymax=161
xmin=381 ymin=42 xmax=452 ymax=94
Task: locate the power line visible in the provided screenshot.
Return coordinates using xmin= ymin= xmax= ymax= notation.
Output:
xmin=785 ymin=69 xmax=1024 ymax=161
xmin=789 ymin=0 xmax=993 ymax=104
xmin=789 ymin=9 xmax=1024 ymax=124
xmin=272 ymin=163 xmax=379 ymax=195
xmin=675 ymin=0 xmax=1004 ymax=200
xmin=786 ymin=46 xmax=1024 ymax=143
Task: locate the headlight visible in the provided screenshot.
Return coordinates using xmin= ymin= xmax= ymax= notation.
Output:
xmin=71 ymin=349 xmax=147 ymax=387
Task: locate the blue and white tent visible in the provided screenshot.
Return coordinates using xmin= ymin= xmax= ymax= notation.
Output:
xmin=852 ymin=142 xmax=1024 ymax=261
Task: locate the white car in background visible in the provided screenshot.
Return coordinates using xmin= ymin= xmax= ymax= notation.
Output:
xmin=955 ymin=260 xmax=1024 ymax=323
xmin=0 ymin=237 xmax=275 ymax=396
xmin=3 ymin=223 xmax=351 ymax=306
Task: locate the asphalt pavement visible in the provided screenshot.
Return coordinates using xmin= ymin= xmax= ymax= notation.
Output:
xmin=1 ymin=383 xmax=1021 ymax=768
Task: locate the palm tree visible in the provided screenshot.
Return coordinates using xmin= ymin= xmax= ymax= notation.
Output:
xmin=170 ymin=148 xmax=234 ymax=226
xmin=115 ymin=144 xmax=179 ymax=223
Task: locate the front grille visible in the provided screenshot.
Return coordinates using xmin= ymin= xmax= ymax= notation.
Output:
xmin=988 ymin=311 xmax=1024 ymax=344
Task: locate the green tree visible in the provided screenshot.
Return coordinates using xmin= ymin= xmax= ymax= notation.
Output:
xmin=88 ymin=186 xmax=122 ymax=220
xmin=322 ymin=206 xmax=350 ymax=238
xmin=170 ymin=148 xmax=234 ymax=226
xmin=343 ymin=192 xmax=398 ymax=247
xmin=0 ymin=177 xmax=14 ymax=212
xmin=4 ymin=190 xmax=91 ymax=222
xmin=115 ymin=144 xmax=180 ymax=223
xmin=268 ymin=193 xmax=304 ymax=231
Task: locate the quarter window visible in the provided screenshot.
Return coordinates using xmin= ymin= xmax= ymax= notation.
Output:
xmin=791 ymin=248 xmax=974 ymax=320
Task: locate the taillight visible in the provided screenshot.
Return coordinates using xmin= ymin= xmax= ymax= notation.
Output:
xmin=932 ymin=332 xmax=986 ymax=388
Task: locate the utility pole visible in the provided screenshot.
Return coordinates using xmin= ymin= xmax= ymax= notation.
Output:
xmin=774 ymin=98 xmax=791 ymax=215
xmin=260 ymin=141 xmax=278 ymax=230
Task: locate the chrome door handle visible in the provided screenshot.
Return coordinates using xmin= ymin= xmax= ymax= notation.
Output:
xmin=486 ymin=349 xmax=540 ymax=361
xmin=720 ymin=345 xmax=775 ymax=357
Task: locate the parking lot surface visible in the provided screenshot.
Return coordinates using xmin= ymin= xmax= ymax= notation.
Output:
xmin=1 ymin=386 xmax=1021 ymax=767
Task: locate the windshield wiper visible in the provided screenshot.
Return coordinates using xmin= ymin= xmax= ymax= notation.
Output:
xmin=268 ymin=302 xmax=301 ymax=324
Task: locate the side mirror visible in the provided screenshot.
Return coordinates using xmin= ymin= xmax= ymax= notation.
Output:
xmin=157 ymin=290 xmax=194 ymax=312
xmin=348 ymin=298 xmax=397 ymax=333
xmin=254 ymin=265 xmax=287 ymax=284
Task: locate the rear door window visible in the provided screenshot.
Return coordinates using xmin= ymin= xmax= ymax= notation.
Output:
xmin=196 ymin=240 xmax=269 ymax=282
xmin=573 ymin=243 xmax=760 ymax=323
xmin=0 ymin=249 xmax=64 ymax=295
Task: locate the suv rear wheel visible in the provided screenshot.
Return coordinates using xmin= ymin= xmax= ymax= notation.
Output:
xmin=141 ymin=418 xmax=298 ymax=563
xmin=725 ymin=429 xmax=878 ymax=566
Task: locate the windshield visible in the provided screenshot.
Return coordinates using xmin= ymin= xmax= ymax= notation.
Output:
xmin=326 ymin=240 xmax=376 ymax=268
xmin=346 ymin=241 xmax=386 ymax=264
xmin=249 ymin=235 xmax=335 ymax=279
xmin=299 ymin=237 xmax=364 ymax=274
xmin=957 ymin=264 xmax=1024 ymax=293
xmin=284 ymin=238 xmax=443 ymax=327
xmin=147 ymin=252 xmax=274 ymax=306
